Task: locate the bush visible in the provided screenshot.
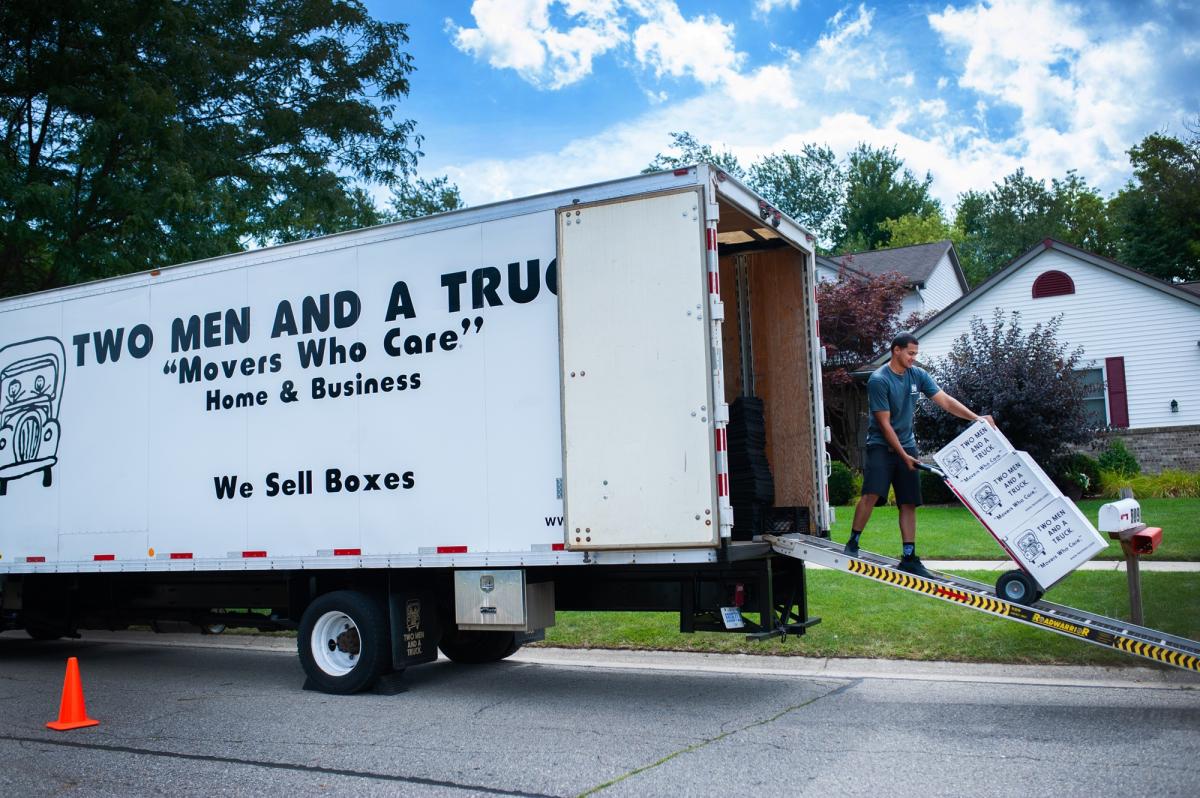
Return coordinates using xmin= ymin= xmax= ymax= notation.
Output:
xmin=1097 ymin=469 xmax=1200 ymax=498
xmin=1059 ymin=452 xmax=1101 ymax=496
xmin=920 ymin=468 xmax=956 ymax=504
xmin=1097 ymin=439 xmax=1140 ymax=476
xmin=829 ymin=460 xmax=856 ymax=505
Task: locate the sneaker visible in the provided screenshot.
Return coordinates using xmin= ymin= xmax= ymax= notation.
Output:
xmin=896 ymin=555 xmax=934 ymax=579
xmin=843 ymin=539 xmax=859 ymax=557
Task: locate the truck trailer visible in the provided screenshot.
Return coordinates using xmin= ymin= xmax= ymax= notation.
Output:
xmin=0 ymin=166 xmax=834 ymax=693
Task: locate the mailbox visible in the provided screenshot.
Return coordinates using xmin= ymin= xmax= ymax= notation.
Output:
xmin=1096 ymin=497 xmax=1160 ymax=625
xmin=1098 ymin=498 xmax=1142 ymax=533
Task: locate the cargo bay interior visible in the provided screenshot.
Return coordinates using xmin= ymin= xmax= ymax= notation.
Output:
xmin=715 ymin=198 xmax=821 ymax=540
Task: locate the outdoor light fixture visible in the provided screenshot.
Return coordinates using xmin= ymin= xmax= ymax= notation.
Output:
xmin=1170 ymin=399 xmax=1179 ymax=413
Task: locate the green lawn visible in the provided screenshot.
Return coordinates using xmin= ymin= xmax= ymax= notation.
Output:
xmin=535 ymin=570 xmax=1200 ymax=666
xmin=827 ymin=497 xmax=1200 ymax=560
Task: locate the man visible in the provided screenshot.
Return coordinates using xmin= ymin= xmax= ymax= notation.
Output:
xmin=844 ymin=333 xmax=995 ymax=577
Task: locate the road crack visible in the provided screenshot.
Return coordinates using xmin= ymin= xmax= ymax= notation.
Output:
xmin=576 ymin=678 xmax=861 ymax=797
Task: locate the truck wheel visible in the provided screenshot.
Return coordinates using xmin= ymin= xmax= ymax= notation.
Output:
xmin=438 ymin=628 xmax=521 ymax=664
xmin=25 ymin=626 xmax=64 ymax=641
xmin=298 ymin=591 xmax=390 ymax=694
xmin=42 ymin=468 xmax=52 ymax=487
xmin=996 ymin=570 xmax=1041 ymax=606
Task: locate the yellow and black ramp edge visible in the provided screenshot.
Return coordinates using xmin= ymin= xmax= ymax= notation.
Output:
xmin=846 ymin=559 xmax=1012 ymax=616
xmin=1113 ymin=636 xmax=1200 ymax=672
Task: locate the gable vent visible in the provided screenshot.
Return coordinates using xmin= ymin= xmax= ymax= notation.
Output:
xmin=1032 ymin=270 xmax=1075 ymax=299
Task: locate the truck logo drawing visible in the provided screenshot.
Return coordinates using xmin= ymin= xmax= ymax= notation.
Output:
xmin=973 ymin=483 xmax=1002 ymax=514
xmin=0 ymin=337 xmax=65 ymax=496
xmin=944 ymin=450 xmax=966 ymax=477
xmin=1016 ymin=531 xmax=1046 ymax=561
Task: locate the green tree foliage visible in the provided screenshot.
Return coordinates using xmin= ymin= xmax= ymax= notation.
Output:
xmin=837 ymin=144 xmax=939 ymax=253
xmin=954 ymin=169 xmax=1114 ymax=285
xmin=748 ymin=146 xmax=845 ymax=251
xmin=389 ymin=176 xmax=465 ymax=221
xmin=1109 ymin=128 xmax=1200 ymax=282
xmin=0 ymin=0 xmax=422 ymax=297
xmin=1098 ymin=439 xmax=1141 ymax=476
xmin=643 ymin=131 xmax=745 ymax=178
xmin=914 ymin=310 xmax=1094 ymax=465
xmin=828 ymin=460 xmax=855 ymax=505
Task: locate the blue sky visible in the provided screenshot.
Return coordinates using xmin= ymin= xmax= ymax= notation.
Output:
xmin=370 ymin=1 xmax=1199 ymax=210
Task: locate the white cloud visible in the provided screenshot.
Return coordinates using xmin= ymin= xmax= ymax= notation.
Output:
xmin=449 ymin=0 xmax=627 ymax=89
xmin=811 ymin=4 xmax=881 ymax=92
xmin=628 ymin=0 xmax=744 ymax=85
xmin=753 ymin=0 xmax=802 ymax=19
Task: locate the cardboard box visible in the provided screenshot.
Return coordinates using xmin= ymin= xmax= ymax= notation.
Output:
xmin=932 ymin=420 xmax=1016 ymax=492
xmin=999 ymin=497 xmax=1107 ymax=590
xmin=961 ymin=451 xmax=1062 ymax=538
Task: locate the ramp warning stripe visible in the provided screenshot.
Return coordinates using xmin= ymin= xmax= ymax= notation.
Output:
xmin=847 ymin=559 xmax=1012 ymax=617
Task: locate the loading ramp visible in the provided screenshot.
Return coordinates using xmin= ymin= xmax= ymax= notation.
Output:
xmin=765 ymin=533 xmax=1200 ymax=673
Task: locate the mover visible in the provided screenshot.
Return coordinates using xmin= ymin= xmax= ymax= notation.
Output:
xmin=0 ymin=166 xmax=832 ymax=693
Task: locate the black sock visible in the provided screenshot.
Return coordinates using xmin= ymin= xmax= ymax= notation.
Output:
xmin=902 ymin=543 xmax=915 ymax=558
xmin=849 ymin=529 xmax=862 ymax=544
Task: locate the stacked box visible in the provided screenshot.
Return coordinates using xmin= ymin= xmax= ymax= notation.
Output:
xmin=932 ymin=420 xmax=1016 ymax=493
xmin=933 ymin=420 xmax=1107 ymax=590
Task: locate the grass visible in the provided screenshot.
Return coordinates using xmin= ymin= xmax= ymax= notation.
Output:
xmin=827 ymin=497 xmax=1200 ymax=560
xmin=535 ymin=570 xmax=1200 ymax=667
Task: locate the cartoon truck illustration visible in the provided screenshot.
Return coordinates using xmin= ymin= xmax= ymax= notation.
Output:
xmin=973 ymin=483 xmax=1003 ymax=514
xmin=0 ymin=338 xmax=65 ymax=496
xmin=1016 ymin=530 xmax=1046 ymax=562
xmin=944 ymin=450 xmax=967 ymax=478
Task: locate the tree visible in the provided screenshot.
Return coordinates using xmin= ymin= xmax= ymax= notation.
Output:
xmin=389 ymin=176 xmax=465 ymax=221
xmin=1109 ymin=127 xmax=1200 ymax=283
xmin=748 ymin=146 xmax=845 ymax=252
xmin=954 ymin=169 xmax=1114 ymax=285
xmin=914 ymin=310 xmax=1094 ymax=468
xmin=837 ymin=144 xmax=939 ymax=253
xmin=644 ymin=131 xmax=745 ymax=178
xmin=0 ymin=0 xmax=422 ymax=297
xmin=816 ymin=266 xmax=911 ymax=465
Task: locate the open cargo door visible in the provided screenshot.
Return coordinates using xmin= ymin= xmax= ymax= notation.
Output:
xmin=558 ymin=188 xmax=717 ymax=550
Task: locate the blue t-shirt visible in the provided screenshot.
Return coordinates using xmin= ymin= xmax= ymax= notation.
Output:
xmin=865 ymin=364 xmax=940 ymax=449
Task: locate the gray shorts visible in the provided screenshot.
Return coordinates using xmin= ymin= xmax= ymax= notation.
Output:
xmin=862 ymin=445 xmax=922 ymax=506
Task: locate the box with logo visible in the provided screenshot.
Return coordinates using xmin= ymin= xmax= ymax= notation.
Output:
xmin=997 ymin=496 xmax=1107 ymax=589
xmin=932 ymin=420 xmax=1016 ymax=493
xmin=961 ymin=451 xmax=1061 ymax=538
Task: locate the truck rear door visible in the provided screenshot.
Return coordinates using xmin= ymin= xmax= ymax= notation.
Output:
xmin=557 ymin=188 xmax=717 ymax=550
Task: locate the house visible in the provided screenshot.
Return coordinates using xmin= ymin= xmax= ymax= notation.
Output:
xmin=878 ymin=239 xmax=1200 ymax=472
xmin=816 ymin=240 xmax=968 ymax=320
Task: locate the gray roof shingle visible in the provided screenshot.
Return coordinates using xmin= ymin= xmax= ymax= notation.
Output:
xmin=816 ymin=240 xmax=964 ymax=290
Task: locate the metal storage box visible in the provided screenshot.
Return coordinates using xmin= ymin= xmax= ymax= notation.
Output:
xmin=454 ymin=569 xmax=556 ymax=632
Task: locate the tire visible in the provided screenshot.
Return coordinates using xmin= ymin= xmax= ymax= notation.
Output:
xmin=42 ymin=468 xmax=52 ymax=487
xmin=996 ymin=570 xmax=1042 ymax=606
xmin=297 ymin=590 xmax=390 ymax=694
xmin=438 ymin=627 xmax=521 ymax=664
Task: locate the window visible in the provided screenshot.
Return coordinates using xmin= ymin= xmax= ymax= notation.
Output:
xmin=1032 ymin=270 xmax=1075 ymax=298
xmin=1077 ymin=367 xmax=1107 ymax=425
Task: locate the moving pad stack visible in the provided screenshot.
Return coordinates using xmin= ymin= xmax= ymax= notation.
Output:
xmin=727 ymin=396 xmax=775 ymax=540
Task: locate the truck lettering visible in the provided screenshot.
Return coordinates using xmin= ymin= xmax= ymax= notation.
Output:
xmin=440 ymin=259 xmax=557 ymax=312
xmin=177 ymin=353 xmax=282 ymax=384
xmin=170 ymin=307 xmax=250 ymax=353
xmin=206 ymin=388 xmax=268 ymax=411
xmin=383 ymin=327 xmax=461 ymax=357
xmin=214 ymin=475 xmax=254 ymax=499
xmin=311 ymin=371 xmax=420 ymax=399
xmin=72 ymin=324 xmax=154 ymax=366
xmin=326 ymin=468 xmax=415 ymax=493
xmin=296 ymin=337 xmax=367 ymax=368
xmin=271 ymin=291 xmax=360 ymax=338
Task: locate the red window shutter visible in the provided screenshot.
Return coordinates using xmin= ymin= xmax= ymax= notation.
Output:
xmin=1032 ymin=270 xmax=1075 ymax=298
xmin=1105 ymin=357 xmax=1128 ymax=428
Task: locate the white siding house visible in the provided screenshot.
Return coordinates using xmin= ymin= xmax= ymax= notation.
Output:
xmin=898 ymin=240 xmax=1200 ymax=432
xmin=816 ymin=240 xmax=968 ymax=319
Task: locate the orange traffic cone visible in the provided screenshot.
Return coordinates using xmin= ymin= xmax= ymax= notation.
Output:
xmin=46 ymin=657 xmax=99 ymax=731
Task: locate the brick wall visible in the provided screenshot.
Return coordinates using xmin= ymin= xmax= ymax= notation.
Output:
xmin=1085 ymin=425 xmax=1200 ymax=473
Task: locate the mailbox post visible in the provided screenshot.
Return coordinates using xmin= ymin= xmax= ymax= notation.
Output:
xmin=1097 ymin=495 xmax=1163 ymax=625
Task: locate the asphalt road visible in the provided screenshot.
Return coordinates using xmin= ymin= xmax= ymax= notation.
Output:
xmin=2 ymin=632 xmax=1198 ymax=797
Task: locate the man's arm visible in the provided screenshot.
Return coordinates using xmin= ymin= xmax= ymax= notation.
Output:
xmin=873 ymin=410 xmax=920 ymax=470
xmin=931 ymin=391 xmax=996 ymax=428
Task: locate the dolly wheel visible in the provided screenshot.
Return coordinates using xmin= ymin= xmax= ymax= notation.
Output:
xmin=996 ymin=570 xmax=1042 ymax=605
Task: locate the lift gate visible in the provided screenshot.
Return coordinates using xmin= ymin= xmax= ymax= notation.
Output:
xmin=765 ymin=533 xmax=1200 ymax=673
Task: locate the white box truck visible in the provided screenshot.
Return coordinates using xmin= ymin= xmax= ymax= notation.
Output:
xmin=0 ymin=166 xmax=832 ymax=692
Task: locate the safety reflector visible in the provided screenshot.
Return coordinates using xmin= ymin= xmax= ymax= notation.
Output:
xmin=436 ymin=546 xmax=468 ymax=554
xmin=333 ymin=548 xmax=361 ymax=556
xmin=242 ymin=551 xmax=267 ymax=558
xmin=551 ymin=543 xmax=565 ymax=551
xmin=93 ymin=554 xmax=115 ymax=561
xmin=25 ymin=556 xmax=46 ymax=563
xmin=169 ymin=553 xmax=193 ymax=560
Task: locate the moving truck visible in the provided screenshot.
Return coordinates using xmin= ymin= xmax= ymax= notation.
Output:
xmin=0 ymin=166 xmax=832 ymax=693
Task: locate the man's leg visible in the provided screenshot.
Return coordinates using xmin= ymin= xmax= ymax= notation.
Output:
xmin=853 ymin=493 xmax=880 ymax=533
xmin=848 ymin=446 xmax=892 ymax=556
xmin=898 ymin=503 xmax=916 ymax=544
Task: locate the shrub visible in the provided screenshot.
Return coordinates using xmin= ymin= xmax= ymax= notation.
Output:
xmin=1097 ymin=469 xmax=1200 ymax=498
xmin=829 ymin=460 xmax=856 ymax=506
xmin=1097 ymin=439 xmax=1140 ymax=476
xmin=919 ymin=468 xmax=956 ymax=504
xmin=1059 ymin=452 xmax=1100 ymax=495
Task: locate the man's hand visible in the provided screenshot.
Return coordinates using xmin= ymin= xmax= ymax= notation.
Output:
xmin=978 ymin=414 xmax=997 ymax=429
xmin=902 ymin=452 xmax=919 ymax=471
